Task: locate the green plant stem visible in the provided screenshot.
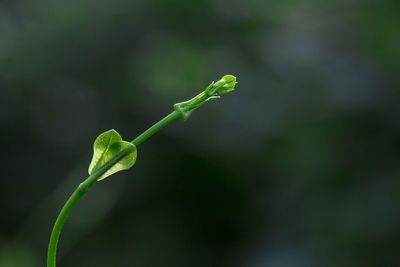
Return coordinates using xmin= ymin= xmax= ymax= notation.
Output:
xmin=131 ymin=110 xmax=181 ymax=146
xmin=47 ymin=74 xmax=237 ymax=267
xmin=47 ymin=111 xmax=181 ymax=267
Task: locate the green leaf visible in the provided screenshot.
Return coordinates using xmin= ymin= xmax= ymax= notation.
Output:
xmin=88 ymin=129 xmax=137 ymax=181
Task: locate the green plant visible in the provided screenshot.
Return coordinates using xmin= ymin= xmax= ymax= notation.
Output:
xmin=47 ymin=74 xmax=237 ymax=267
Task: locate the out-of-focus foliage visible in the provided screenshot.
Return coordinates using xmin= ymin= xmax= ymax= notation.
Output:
xmin=0 ymin=0 xmax=399 ymax=266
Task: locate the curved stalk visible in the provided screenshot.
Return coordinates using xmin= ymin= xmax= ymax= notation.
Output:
xmin=47 ymin=148 xmax=134 ymax=267
xmin=47 ymin=112 xmax=180 ymax=267
xmin=47 ymin=75 xmax=236 ymax=267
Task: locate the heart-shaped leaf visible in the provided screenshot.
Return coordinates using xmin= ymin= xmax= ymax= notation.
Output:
xmin=88 ymin=129 xmax=137 ymax=181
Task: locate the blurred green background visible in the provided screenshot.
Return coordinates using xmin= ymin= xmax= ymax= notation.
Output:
xmin=1 ymin=0 xmax=400 ymax=266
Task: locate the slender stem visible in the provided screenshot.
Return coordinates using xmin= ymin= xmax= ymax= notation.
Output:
xmin=47 ymin=187 xmax=85 ymax=267
xmin=47 ymin=74 xmax=237 ymax=267
xmin=47 ymin=112 xmax=180 ymax=267
xmin=131 ymin=110 xmax=181 ymax=146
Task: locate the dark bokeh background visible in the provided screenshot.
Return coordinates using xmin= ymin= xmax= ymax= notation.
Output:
xmin=1 ymin=0 xmax=400 ymax=266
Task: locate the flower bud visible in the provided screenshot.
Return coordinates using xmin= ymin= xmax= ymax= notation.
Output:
xmin=210 ymin=75 xmax=237 ymax=96
xmin=174 ymin=74 xmax=237 ymax=121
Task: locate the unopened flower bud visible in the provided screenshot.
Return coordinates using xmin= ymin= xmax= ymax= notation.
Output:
xmin=212 ymin=75 xmax=237 ymax=95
